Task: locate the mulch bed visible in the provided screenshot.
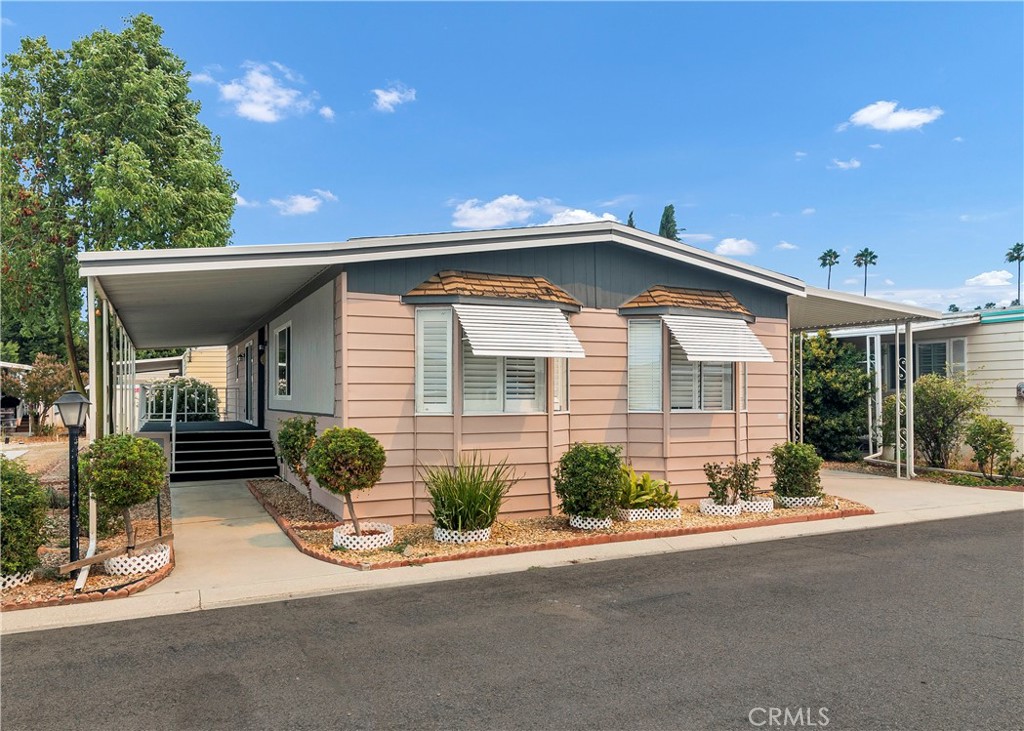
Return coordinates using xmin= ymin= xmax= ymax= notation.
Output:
xmin=1 ymin=482 xmax=175 ymax=612
xmin=249 ymin=478 xmax=874 ymax=571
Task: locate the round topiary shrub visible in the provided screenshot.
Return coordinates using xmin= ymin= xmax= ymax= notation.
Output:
xmin=306 ymin=427 xmax=386 ymax=535
xmin=554 ymin=443 xmax=625 ymax=520
xmin=770 ymin=441 xmax=823 ymax=498
xmin=0 ymin=456 xmax=49 ymax=578
xmin=81 ymin=434 xmax=167 ymax=549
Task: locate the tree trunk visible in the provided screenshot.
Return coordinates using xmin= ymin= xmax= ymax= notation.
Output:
xmin=123 ymin=508 xmax=136 ymax=553
xmin=55 ymin=255 xmax=86 ymax=393
xmin=827 ymin=267 xmax=832 ymax=289
xmin=344 ymin=492 xmax=361 ymax=536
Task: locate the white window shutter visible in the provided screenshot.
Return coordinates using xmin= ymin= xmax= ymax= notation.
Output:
xmin=552 ymin=358 xmax=569 ymax=412
xmin=504 ymin=357 xmax=545 ymax=413
xmin=462 ymin=338 xmax=501 ymax=413
xmin=669 ymin=342 xmax=697 ymax=410
xmin=416 ymin=309 xmax=452 ymax=414
xmin=701 ymin=362 xmax=734 ymax=411
xmin=628 ymin=320 xmax=662 ymax=412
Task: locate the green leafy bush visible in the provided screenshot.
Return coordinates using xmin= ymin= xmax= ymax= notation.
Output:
xmin=277 ymin=416 xmax=318 ymax=506
xmin=619 ymin=466 xmax=679 ymax=510
xmin=703 ymin=458 xmax=762 ymax=506
xmin=80 ymin=434 xmax=166 ymax=548
xmin=423 ymin=453 xmax=515 ymax=532
xmin=149 ymin=376 xmax=219 ymax=422
xmin=964 ymin=415 xmax=1016 ymax=481
xmin=45 ymin=485 xmax=69 ymax=510
xmin=770 ymin=442 xmax=823 ymax=498
xmin=307 ymin=427 xmax=387 ymax=535
xmin=1 ymin=456 xmax=49 ymax=575
xmin=553 ymin=443 xmax=625 ymax=519
xmin=913 ymin=374 xmax=986 ymax=468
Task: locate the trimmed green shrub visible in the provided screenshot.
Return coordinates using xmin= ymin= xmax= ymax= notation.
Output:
xmin=0 ymin=456 xmax=49 ymax=576
xmin=770 ymin=442 xmax=823 ymax=498
xmin=913 ymin=374 xmax=987 ymax=468
xmin=703 ymin=458 xmax=762 ymax=506
xmin=307 ymin=427 xmax=387 ymax=535
xmin=964 ymin=415 xmax=1016 ymax=481
xmin=423 ymin=453 xmax=516 ymax=532
xmin=45 ymin=485 xmax=69 ymax=510
xmin=619 ymin=466 xmax=679 ymax=510
xmin=554 ymin=443 xmax=625 ymax=519
xmin=149 ymin=376 xmax=219 ymax=422
xmin=80 ymin=434 xmax=167 ymax=549
xmin=277 ymin=416 xmax=318 ymax=506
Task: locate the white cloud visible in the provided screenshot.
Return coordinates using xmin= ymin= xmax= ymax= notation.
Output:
xmin=865 ymin=282 xmax=1017 ymax=311
xmin=840 ymin=100 xmax=944 ymax=132
xmin=597 ymin=194 xmax=637 ymax=208
xmin=269 ymin=189 xmax=338 ymax=216
xmin=372 ymin=83 xmax=416 ymax=113
xmin=952 ymin=136 xmax=964 ymax=143
xmin=843 ymin=277 xmax=859 ymax=285
xmin=216 ymin=61 xmax=318 ymax=122
xmin=775 ymin=241 xmax=798 ymax=251
xmin=830 ymin=158 xmax=862 ymax=170
xmin=682 ymin=233 xmax=715 ymax=243
xmin=319 ymin=106 xmax=335 ymax=121
xmin=715 ymin=238 xmax=757 ymax=257
xmin=802 ymin=207 xmax=816 ymax=216
xmin=452 ymin=195 xmax=539 ymax=228
xmin=884 ymin=278 xmax=895 ymax=286
xmin=1 ymin=17 xmax=14 ymax=26
xmin=233 ymin=193 xmax=259 ymax=208
xmin=868 ymin=143 xmax=883 ymax=149
xmin=965 ymin=270 xmax=1012 ymax=287
xmin=544 ymin=209 xmax=618 ymax=226
xmin=770 ymin=211 xmax=783 ymax=218
xmin=794 ymin=151 xmax=807 ymax=160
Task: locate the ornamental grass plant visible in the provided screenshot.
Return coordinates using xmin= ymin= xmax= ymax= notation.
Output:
xmin=422 ymin=453 xmax=516 ymax=532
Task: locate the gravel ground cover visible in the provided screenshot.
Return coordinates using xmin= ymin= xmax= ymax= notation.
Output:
xmin=825 ymin=461 xmax=1024 ymax=490
xmin=250 ymin=477 xmax=870 ymax=568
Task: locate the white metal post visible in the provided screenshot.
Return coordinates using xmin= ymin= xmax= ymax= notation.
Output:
xmin=865 ymin=335 xmax=874 ymax=454
xmin=873 ymin=333 xmax=883 ymax=453
xmin=86 ymin=278 xmax=97 ymax=440
xmin=905 ymin=321 xmax=915 ymax=478
xmin=894 ymin=323 xmax=902 ymax=479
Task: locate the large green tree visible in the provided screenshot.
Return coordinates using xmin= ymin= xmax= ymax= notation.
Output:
xmin=1006 ymin=242 xmax=1023 ymax=306
xmin=799 ymin=330 xmax=873 ymax=460
xmin=1 ymin=14 xmax=237 ymax=392
xmin=658 ymin=204 xmax=681 ymax=241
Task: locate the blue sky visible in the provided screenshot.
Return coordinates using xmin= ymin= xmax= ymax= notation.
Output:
xmin=4 ymin=2 xmax=1023 ymax=309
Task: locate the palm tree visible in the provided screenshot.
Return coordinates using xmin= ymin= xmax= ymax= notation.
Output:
xmin=852 ymin=247 xmax=878 ymax=296
xmin=1006 ymin=242 xmax=1023 ymax=306
xmin=818 ymin=249 xmax=840 ymax=289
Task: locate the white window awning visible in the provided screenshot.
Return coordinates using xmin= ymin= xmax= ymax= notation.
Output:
xmin=662 ymin=315 xmax=773 ymax=362
xmin=453 ymin=304 xmax=586 ymax=359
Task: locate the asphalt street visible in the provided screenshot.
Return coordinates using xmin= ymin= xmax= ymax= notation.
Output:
xmin=2 ymin=512 xmax=1022 ymax=731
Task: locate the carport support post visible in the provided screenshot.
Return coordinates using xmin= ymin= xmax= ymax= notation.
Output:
xmin=905 ymin=321 xmax=915 ymax=478
xmin=894 ymin=323 xmax=901 ymax=479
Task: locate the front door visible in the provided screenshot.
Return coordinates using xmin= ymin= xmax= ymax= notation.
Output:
xmin=244 ymin=341 xmax=255 ymax=424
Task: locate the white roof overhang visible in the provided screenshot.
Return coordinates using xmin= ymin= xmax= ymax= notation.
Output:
xmin=662 ymin=315 xmax=774 ymax=362
xmin=453 ymin=304 xmax=586 ymax=358
xmin=789 ymin=286 xmax=941 ymax=331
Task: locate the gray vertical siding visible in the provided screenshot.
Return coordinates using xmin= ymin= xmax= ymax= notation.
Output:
xmin=268 ymin=281 xmax=335 ymax=415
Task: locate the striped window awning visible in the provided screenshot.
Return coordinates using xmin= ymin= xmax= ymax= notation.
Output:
xmin=662 ymin=315 xmax=773 ymax=362
xmin=453 ymin=304 xmax=586 ymax=359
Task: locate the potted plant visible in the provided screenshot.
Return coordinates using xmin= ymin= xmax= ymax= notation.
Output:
xmin=700 ymin=458 xmax=762 ymax=517
xmin=770 ymin=441 xmax=824 ymax=508
xmin=306 ymin=427 xmax=389 ymax=550
xmin=423 ymin=453 xmax=515 ymax=544
xmin=554 ymin=443 xmax=624 ymax=530
xmin=80 ymin=434 xmax=169 ymax=575
xmin=734 ymin=458 xmax=772 ymax=513
xmin=616 ymin=465 xmax=681 ymax=522
xmin=0 ymin=456 xmax=48 ymax=590
xmin=276 ymin=415 xmax=318 ymax=507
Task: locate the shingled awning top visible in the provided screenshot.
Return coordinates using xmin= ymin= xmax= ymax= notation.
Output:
xmin=620 ymin=285 xmax=752 ymax=318
xmin=405 ymin=270 xmax=582 ymax=307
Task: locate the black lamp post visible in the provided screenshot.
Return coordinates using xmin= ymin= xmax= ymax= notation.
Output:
xmin=55 ymin=390 xmax=90 ymax=569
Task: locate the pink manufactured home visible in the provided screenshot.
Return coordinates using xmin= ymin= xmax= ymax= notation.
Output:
xmin=80 ymin=222 xmax=938 ymax=522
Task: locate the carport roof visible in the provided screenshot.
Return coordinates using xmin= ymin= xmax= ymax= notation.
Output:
xmin=789 ymin=286 xmax=940 ymax=331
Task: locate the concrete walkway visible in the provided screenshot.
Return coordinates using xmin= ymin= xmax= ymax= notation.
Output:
xmin=3 ymin=471 xmax=1021 ymax=635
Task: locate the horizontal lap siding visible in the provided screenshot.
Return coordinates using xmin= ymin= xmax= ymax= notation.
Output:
xmin=570 ymin=310 xmax=629 ymax=448
xmin=967 ymin=322 xmax=1024 ymax=452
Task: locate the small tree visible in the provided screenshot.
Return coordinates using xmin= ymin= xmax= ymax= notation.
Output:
xmin=277 ymin=416 xmax=317 ymax=507
xmin=770 ymin=442 xmax=823 ymax=498
xmin=81 ymin=434 xmax=167 ymax=550
xmin=1006 ymin=242 xmax=1023 ymax=307
xmin=626 ymin=211 xmax=636 ymax=228
xmin=799 ymin=331 xmax=873 ymax=460
xmin=818 ymin=249 xmax=840 ymax=289
xmin=703 ymin=458 xmax=762 ymax=505
xmin=21 ymin=353 xmax=71 ymax=429
xmin=0 ymin=456 xmax=49 ymax=576
xmin=853 ymin=247 xmax=878 ymax=296
xmin=553 ymin=443 xmax=624 ymax=519
xmin=658 ymin=204 xmax=682 ymax=241
xmin=964 ymin=415 xmax=1015 ymax=481
xmin=306 ymin=427 xmax=386 ymax=536
xmin=913 ymin=374 xmax=987 ymax=468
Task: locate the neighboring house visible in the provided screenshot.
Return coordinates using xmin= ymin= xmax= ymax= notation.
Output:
xmin=80 ymin=222 xmax=938 ymax=521
xmin=0 ymin=361 xmax=31 ymax=431
xmin=833 ymin=307 xmax=1024 ymax=453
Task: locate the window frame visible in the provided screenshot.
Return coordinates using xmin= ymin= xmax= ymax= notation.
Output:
xmin=415 ymin=307 xmax=454 ymax=415
xmin=669 ymin=340 xmax=736 ymax=412
xmin=915 ymin=337 xmax=968 ymax=379
xmin=272 ymin=322 xmax=292 ymax=400
xmin=627 ymin=319 xmax=664 ymax=413
xmin=461 ymin=335 xmax=547 ymax=415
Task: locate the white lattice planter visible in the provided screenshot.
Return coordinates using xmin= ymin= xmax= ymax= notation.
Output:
xmin=778 ymin=495 xmax=823 ymax=509
xmin=433 ymin=526 xmax=492 ymax=544
xmin=740 ymin=497 xmax=774 ymax=514
xmin=333 ymin=522 xmax=394 ymax=551
xmin=699 ymin=499 xmax=743 ymax=518
xmin=103 ymin=543 xmax=171 ymax=576
xmin=1 ymin=570 xmax=35 ymax=591
xmin=615 ymin=506 xmax=682 ymax=522
xmin=568 ymin=514 xmax=613 ymax=531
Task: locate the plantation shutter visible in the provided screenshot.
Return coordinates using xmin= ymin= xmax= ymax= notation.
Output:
xmin=669 ymin=342 xmax=697 ymax=410
xmin=916 ymin=342 xmax=947 ymax=377
xmin=462 ymin=338 xmax=501 ymax=413
xmin=628 ymin=319 xmax=662 ymax=412
xmin=949 ymin=338 xmax=967 ymax=377
xmin=701 ymin=362 xmax=734 ymax=411
xmin=415 ymin=308 xmax=452 ymax=414
xmin=504 ymin=357 xmax=545 ymax=413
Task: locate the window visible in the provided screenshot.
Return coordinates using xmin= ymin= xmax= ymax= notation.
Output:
xmin=274 ymin=324 xmax=291 ymax=398
xmin=628 ymin=320 xmax=663 ymax=412
xmin=415 ymin=308 xmax=453 ymax=414
xmin=462 ymin=338 xmax=546 ymax=413
xmin=552 ymin=358 xmax=569 ymax=413
xmin=669 ymin=342 xmax=734 ymax=411
xmin=916 ymin=338 xmax=967 ymax=379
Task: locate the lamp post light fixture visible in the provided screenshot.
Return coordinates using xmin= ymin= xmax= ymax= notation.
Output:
xmin=54 ymin=390 xmax=90 ymax=572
